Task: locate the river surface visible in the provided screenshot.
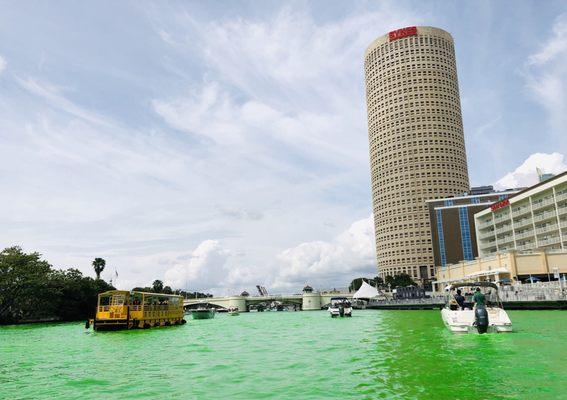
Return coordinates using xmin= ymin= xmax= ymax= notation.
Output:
xmin=1 ymin=310 xmax=566 ymax=399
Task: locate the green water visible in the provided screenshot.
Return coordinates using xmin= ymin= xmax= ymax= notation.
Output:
xmin=1 ymin=310 xmax=566 ymax=399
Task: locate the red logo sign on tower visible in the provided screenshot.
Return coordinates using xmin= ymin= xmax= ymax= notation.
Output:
xmin=388 ymin=27 xmax=418 ymax=41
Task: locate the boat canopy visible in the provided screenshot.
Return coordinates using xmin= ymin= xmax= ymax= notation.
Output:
xmin=445 ymin=282 xmax=499 ymax=291
xmin=330 ymin=296 xmax=348 ymax=301
xmin=352 ymin=281 xmax=381 ymax=299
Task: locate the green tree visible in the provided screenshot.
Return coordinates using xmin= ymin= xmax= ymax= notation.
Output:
xmin=348 ymin=277 xmax=365 ymax=292
xmin=0 ymin=247 xmax=54 ymax=323
xmin=0 ymin=247 xmax=114 ymax=324
xmin=393 ymin=273 xmax=416 ymax=288
xmin=92 ymin=258 xmax=106 ymax=280
xmin=152 ymin=280 xmax=164 ymax=293
xmin=162 ymin=286 xmax=173 ymax=294
xmin=384 ymin=273 xmax=416 ymax=289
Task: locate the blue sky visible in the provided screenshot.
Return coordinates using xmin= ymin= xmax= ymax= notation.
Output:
xmin=1 ymin=1 xmax=566 ymax=293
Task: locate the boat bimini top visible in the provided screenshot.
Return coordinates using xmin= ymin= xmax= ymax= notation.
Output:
xmin=445 ymin=282 xmax=499 ymax=291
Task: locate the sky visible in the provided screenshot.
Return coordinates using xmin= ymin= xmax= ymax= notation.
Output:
xmin=1 ymin=0 xmax=567 ymax=295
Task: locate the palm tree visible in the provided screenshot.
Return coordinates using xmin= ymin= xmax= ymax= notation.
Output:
xmin=92 ymin=258 xmax=106 ymax=280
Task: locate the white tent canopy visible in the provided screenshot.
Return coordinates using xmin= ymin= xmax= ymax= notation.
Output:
xmin=352 ymin=281 xmax=381 ymax=299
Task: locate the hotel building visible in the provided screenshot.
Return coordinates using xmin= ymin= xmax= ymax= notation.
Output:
xmin=433 ymin=171 xmax=567 ymax=288
xmin=364 ymin=26 xmax=470 ymax=280
xmin=475 ymin=171 xmax=567 ymax=257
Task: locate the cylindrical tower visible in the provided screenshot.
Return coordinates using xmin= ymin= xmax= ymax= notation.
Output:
xmin=364 ymin=26 xmax=470 ymax=281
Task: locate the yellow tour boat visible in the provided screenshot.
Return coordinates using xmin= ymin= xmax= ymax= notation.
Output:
xmin=87 ymin=290 xmax=186 ymax=331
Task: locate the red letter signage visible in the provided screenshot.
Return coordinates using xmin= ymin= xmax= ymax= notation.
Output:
xmin=388 ymin=26 xmax=418 ymax=41
xmin=491 ymin=199 xmax=510 ymax=211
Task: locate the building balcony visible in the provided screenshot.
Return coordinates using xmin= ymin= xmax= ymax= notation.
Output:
xmin=494 ymin=217 xmax=512 ymax=228
xmin=532 ymin=210 xmax=557 ymax=223
xmin=478 ymin=229 xmax=496 ymax=239
xmin=555 ymin=192 xmax=567 ymax=202
xmin=535 ymin=224 xmax=558 ymax=235
xmin=480 ymin=241 xmax=497 ymax=250
xmin=531 ymin=197 xmax=556 ymax=211
xmin=514 ymin=230 xmax=534 ymax=240
xmin=494 ymin=225 xmax=513 ymax=235
xmin=511 ymin=205 xmax=531 ymax=218
xmin=557 ymin=203 xmax=567 ymax=216
xmin=513 ymin=218 xmax=533 ymax=229
xmin=481 ymin=248 xmax=498 ymax=256
xmin=516 ymin=243 xmax=536 ymax=251
xmin=538 ymin=236 xmax=562 ymax=247
xmin=477 ymin=219 xmax=494 ymax=230
xmin=498 ymin=235 xmax=514 ymax=245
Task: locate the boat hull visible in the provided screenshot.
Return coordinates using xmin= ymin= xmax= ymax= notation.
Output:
xmin=328 ymin=306 xmax=352 ymax=318
xmin=441 ymin=308 xmax=512 ymax=334
xmin=93 ymin=317 xmax=185 ymax=331
xmin=191 ymin=310 xmax=215 ymax=320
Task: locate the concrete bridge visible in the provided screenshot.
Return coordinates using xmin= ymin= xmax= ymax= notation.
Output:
xmin=183 ymin=290 xmax=353 ymax=312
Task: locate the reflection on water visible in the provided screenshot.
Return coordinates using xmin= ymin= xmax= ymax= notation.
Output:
xmin=1 ymin=310 xmax=566 ymax=399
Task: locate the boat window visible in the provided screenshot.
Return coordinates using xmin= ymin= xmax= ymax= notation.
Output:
xmin=110 ymin=294 xmax=125 ymax=306
xmin=131 ymin=293 xmax=143 ymax=306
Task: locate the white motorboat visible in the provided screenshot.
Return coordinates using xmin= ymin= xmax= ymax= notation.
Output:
xmin=441 ymin=282 xmax=512 ymax=334
xmin=328 ymin=297 xmax=352 ymax=318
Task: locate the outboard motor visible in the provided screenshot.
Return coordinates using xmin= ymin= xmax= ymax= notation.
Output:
xmin=475 ymin=306 xmax=489 ymax=334
xmin=338 ymin=303 xmax=345 ymax=317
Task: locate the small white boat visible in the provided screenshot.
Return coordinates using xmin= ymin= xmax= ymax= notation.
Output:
xmin=228 ymin=307 xmax=240 ymax=316
xmin=441 ymin=282 xmax=512 ymax=334
xmin=328 ymin=297 xmax=352 ymax=318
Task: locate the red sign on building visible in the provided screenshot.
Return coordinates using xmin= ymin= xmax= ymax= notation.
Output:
xmin=491 ymin=199 xmax=510 ymax=211
xmin=388 ymin=26 xmax=418 ymax=41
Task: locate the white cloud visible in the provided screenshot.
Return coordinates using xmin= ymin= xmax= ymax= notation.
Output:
xmin=153 ymin=6 xmax=423 ymax=167
xmin=273 ymin=215 xmax=376 ymax=290
xmin=525 ymin=14 xmax=567 ymax=145
xmin=161 ymin=214 xmax=376 ymax=294
xmin=0 ymin=55 xmax=6 ymax=74
xmin=163 ymin=240 xmax=230 ymax=290
xmin=528 ymin=15 xmax=567 ymax=66
xmin=494 ymin=152 xmax=567 ymax=189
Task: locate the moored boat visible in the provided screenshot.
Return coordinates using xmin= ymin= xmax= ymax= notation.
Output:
xmin=228 ymin=307 xmax=240 ymax=316
xmin=191 ymin=307 xmax=216 ymax=320
xmin=441 ymin=282 xmax=512 ymax=334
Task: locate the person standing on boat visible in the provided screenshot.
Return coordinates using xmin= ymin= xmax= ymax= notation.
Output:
xmin=473 ymin=288 xmax=486 ymax=308
xmin=454 ymin=289 xmax=465 ymax=309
